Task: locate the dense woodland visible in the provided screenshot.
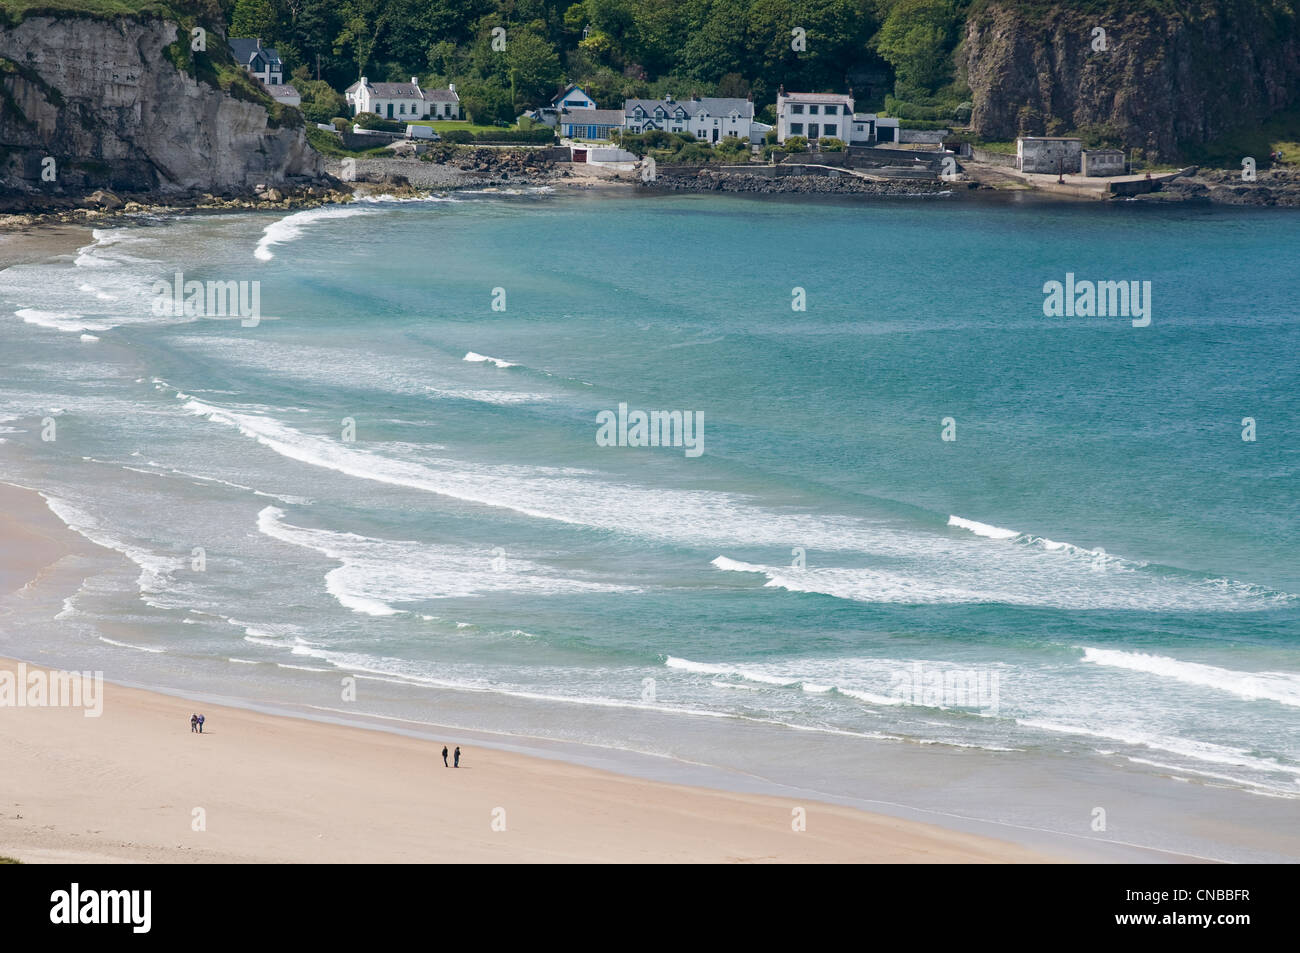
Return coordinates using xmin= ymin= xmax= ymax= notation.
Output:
xmin=222 ymin=0 xmax=974 ymax=125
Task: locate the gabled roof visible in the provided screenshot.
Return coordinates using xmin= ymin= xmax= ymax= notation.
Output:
xmin=267 ymin=84 xmax=300 ymax=101
xmin=228 ymin=38 xmax=282 ymax=69
xmin=551 ymin=84 xmax=593 ymax=106
xmin=345 ymin=80 xmax=459 ymax=102
xmin=623 ymin=97 xmax=753 ymax=120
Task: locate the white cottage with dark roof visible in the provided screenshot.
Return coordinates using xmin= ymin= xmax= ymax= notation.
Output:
xmin=228 ymin=38 xmax=285 ymax=87
xmin=345 ymin=77 xmax=461 ymax=120
xmin=623 ymin=95 xmax=756 ymax=144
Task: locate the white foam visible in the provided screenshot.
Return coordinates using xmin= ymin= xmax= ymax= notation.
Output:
xmin=41 ymin=493 xmax=183 ymax=596
xmin=179 ymin=396 xmax=1294 ymax=613
xmin=948 ymin=515 xmax=1019 ymax=540
xmin=1081 ymin=647 xmax=1300 ymax=708
xmin=463 ymin=351 xmax=519 ymax=368
xmin=254 ymin=206 xmax=375 ymax=261
xmin=79 ymin=333 xmax=100 ymax=342
xmin=14 ymin=308 xmax=112 ymax=333
xmin=255 ymin=505 xmax=628 ymax=617
xmin=98 ymin=636 xmax=165 ymax=654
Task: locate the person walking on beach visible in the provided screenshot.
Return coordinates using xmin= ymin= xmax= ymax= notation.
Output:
xmin=442 ymin=745 xmax=449 ymax=767
xmin=197 ymin=713 xmax=205 ymax=734
xmin=190 ymin=714 xmax=198 ymax=733
xmin=453 ymin=746 xmax=461 ymax=768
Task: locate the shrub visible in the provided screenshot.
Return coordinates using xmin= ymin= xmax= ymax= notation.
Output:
xmin=442 ymin=129 xmax=474 ymax=144
xmin=783 ymin=135 xmax=808 ymax=153
xmin=354 ymin=111 xmax=403 ymax=133
xmin=819 ymin=137 xmax=846 ymax=152
xmin=474 ymin=127 xmax=555 ymax=144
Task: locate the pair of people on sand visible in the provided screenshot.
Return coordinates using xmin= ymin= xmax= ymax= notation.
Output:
xmin=441 ymin=745 xmax=460 ymax=768
xmin=189 ymin=713 xmax=205 ymax=733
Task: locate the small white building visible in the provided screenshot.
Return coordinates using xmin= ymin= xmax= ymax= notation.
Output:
xmin=228 ymin=38 xmax=285 ymax=87
xmin=345 ymin=77 xmax=461 ymax=120
xmin=1016 ymin=136 xmax=1083 ymax=173
xmin=623 ymin=95 xmax=756 ymax=144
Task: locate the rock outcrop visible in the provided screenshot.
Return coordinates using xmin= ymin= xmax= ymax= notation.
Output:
xmin=0 ymin=7 xmax=322 ymax=198
xmin=965 ymin=1 xmax=1300 ymax=160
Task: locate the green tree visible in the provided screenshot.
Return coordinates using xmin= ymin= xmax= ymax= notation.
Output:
xmin=873 ymin=0 xmax=959 ymax=94
xmin=231 ymin=0 xmax=278 ymax=38
xmin=505 ymin=28 xmax=563 ymax=108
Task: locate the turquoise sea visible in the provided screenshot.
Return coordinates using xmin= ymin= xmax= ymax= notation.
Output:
xmin=1 ymin=190 xmax=1297 ymax=859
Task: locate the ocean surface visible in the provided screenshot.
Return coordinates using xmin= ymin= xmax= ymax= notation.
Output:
xmin=2 ymin=190 xmax=1297 ymax=860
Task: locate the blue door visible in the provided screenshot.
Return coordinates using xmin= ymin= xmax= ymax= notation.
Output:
xmin=387 ymin=104 xmax=393 ymax=119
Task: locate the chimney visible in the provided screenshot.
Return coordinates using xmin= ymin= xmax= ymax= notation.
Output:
xmin=412 ymin=76 xmax=418 ymax=87
xmin=449 ymin=82 xmax=455 ymax=93
xmin=360 ymin=76 xmax=368 ymax=86
xmin=254 ymin=38 xmax=260 ymax=50
xmin=778 ymin=84 xmax=785 ymax=97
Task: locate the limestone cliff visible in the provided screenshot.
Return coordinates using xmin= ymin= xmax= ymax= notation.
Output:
xmin=964 ymin=0 xmax=1300 ymax=160
xmin=0 ymin=6 xmax=322 ymax=196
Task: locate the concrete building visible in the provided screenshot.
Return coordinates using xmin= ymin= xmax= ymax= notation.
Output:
xmin=345 ymin=78 xmax=460 ymax=120
xmin=1082 ymin=148 xmax=1126 ymax=177
xmin=1016 ymin=136 xmax=1083 ymax=173
xmin=624 ymin=95 xmax=755 ymax=144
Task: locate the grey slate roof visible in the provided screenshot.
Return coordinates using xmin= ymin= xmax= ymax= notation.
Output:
xmin=560 ymin=108 xmax=625 ymax=125
xmin=343 ymin=80 xmax=458 ymax=102
xmin=624 ymin=97 xmax=754 ymax=120
xmin=228 ymin=38 xmax=281 ymax=69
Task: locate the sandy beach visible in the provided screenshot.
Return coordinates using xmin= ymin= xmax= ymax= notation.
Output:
xmin=0 ymin=480 xmax=1056 ymax=863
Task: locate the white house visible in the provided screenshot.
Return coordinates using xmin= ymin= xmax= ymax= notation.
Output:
xmin=345 ymin=77 xmax=461 ymax=120
xmin=623 ymin=95 xmax=756 ymax=144
xmin=552 ymin=84 xmax=597 ymax=111
xmin=775 ymin=88 xmax=901 ymax=145
xmin=228 ymin=38 xmax=285 ymax=86
xmin=776 ymin=88 xmax=853 ymax=144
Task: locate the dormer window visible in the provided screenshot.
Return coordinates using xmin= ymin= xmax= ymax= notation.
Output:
xmin=654 ymin=107 xmax=665 ymax=118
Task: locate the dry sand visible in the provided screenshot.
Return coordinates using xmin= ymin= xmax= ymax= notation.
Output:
xmin=0 ymin=479 xmax=1056 ymax=864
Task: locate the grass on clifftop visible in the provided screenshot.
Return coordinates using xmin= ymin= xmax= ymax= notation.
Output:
xmin=0 ymin=0 xmax=220 ymax=25
xmin=0 ymin=856 xmax=21 ymax=863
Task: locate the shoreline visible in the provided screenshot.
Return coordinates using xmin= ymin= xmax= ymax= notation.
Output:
xmin=0 ymin=484 xmax=1063 ymax=863
xmin=0 ymin=481 xmax=1228 ymax=864
xmin=6 ymin=148 xmax=1297 ymax=232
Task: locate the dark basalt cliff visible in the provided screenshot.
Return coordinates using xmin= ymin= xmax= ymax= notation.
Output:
xmin=0 ymin=6 xmax=322 ymax=197
xmin=965 ymin=0 xmax=1300 ymax=159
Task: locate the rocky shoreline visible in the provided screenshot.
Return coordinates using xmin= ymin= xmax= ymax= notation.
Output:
xmin=3 ymin=153 xmax=1299 ymax=230
xmin=642 ymin=169 xmax=956 ymax=196
xmin=0 ymin=182 xmax=352 ymax=231
xmin=1137 ymin=168 xmax=1300 ymax=207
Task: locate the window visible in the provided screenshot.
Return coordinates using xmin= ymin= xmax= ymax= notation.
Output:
xmin=809 ymin=105 xmax=819 ymax=114
xmin=824 ymin=105 xmax=837 ymax=115
xmin=791 ymin=104 xmax=804 ymax=114
xmin=790 ymin=123 xmax=803 ymax=134
xmin=824 ymin=124 xmax=836 ymax=136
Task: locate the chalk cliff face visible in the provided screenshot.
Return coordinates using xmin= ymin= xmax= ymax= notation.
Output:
xmin=964 ymin=1 xmax=1300 ymax=159
xmin=0 ymin=13 xmax=322 ymax=194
